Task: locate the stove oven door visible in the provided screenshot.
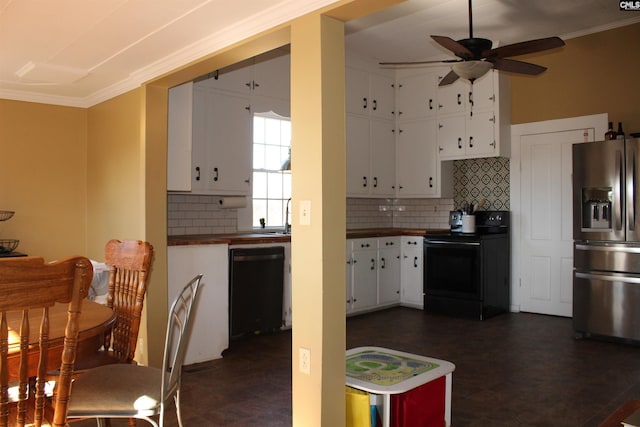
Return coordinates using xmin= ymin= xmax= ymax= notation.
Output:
xmin=424 ymin=238 xmax=482 ymax=299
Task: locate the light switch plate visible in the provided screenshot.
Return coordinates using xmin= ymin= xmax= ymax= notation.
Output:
xmin=300 ymin=200 xmax=311 ymax=225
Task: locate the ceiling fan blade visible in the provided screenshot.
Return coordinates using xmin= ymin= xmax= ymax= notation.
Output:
xmin=438 ymin=70 xmax=460 ymax=86
xmin=379 ymin=59 xmax=461 ymax=67
xmin=431 ymin=35 xmax=473 ymax=60
xmin=490 ymin=58 xmax=547 ymax=75
xmin=483 ymin=37 xmax=565 ymax=59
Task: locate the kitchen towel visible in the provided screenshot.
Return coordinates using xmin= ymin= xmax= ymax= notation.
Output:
xmin=218 ymin=196 xmax=247 ymax=209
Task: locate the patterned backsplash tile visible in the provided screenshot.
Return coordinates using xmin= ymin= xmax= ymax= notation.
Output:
xmin=453 ymin=157 xmax=510 ymax=211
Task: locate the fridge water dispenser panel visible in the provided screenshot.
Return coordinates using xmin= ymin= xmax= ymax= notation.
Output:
xmin=581 ymin=187 xmax=613 ymax=230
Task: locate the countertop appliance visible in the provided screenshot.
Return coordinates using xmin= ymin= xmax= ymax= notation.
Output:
xmin=423 ymin=210 xmax=510 ymax=320
xmin=572 ymin=137 xmax=640 ymax=342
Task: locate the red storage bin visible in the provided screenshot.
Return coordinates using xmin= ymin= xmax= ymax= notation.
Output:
xmin=390 ymin=376 xmax=446 ymax=427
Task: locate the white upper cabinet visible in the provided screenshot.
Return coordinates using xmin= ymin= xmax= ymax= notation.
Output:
xmin=346 ymin=116 xmax=396 ymax=197
xmin=252 ymin=51 xmax=290 ymax=101
xmin=396 ymin=72 xmax=439 ymax=121
xmin=346 ymin=66 xmax=395 ymax=121
xmin=437 ymin=69 xmax=510 ymax=160
xmin=436 ymin=75 xmax=467 ymax=116
xmin=194 ymin=49 xmax=290 ymax=100
xmin=167 ymin=82 xmax=193 ymax=192
xmin=396 ymin=118 xmax=453 ymax=198
xmin=191 ymin=87 xmax=252 ymax=195
xmin=346 ymin=61 xmax=396 ymax=198
xmin=167 ymin=50 xmax=290 ymax=195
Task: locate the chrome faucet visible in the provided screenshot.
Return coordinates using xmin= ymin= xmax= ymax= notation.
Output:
xmin=284 ymin=198 xmax=292 ymax=234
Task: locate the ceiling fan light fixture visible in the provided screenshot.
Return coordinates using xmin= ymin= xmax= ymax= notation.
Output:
xmin=452 ymin=60 xmax=493 ymax=81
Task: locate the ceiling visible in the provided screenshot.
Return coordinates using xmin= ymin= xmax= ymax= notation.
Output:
xmin=345 ymin=0 xmax=640 ymax=64
xmin=1 ymin=0 xmax=638 ymax=108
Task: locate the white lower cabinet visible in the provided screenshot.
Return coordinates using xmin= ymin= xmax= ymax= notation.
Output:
xmin=400 ymin=236 xmax=424 ymax=309
xmin=346 ymin=237 xmax=401 ymax=315
xmin=168 ymin=244 xmax=229 ymax=364
xmin=377 ymin=237 xmax=401 ymax=306
xmin=347 ymin=238 xmax=378 ymax=314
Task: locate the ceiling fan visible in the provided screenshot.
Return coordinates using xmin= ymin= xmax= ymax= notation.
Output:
xmin=380 ymin=0 xmax=565 ymax=86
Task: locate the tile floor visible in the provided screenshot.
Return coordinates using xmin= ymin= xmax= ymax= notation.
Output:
xmin=72 ymin=307 xmax=640 ymax=426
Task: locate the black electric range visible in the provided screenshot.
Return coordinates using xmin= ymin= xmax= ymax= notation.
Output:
xmin=423 ymin=211 xmax=510 ymax=320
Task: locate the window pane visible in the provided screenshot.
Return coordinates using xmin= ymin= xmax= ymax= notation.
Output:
xmin=281 ymin=122 xmax=291 ymax=147
xmin=253 ymin=199 xmax=267 ymax=227
xmin=253 ymin=117 xmax=265 ymax=144
xmin=265 ymin=118 xmax=281 ymax=145
xmin=253 ymin=171 xmax=267 ymax=198
xmin=253 ymin=144 xmax=265 ymax=170
xmin=283 ymin=174 xmax=292 ymax=197
xmin=268 ymin=199 xmax=283 ymax=227
xmin=267 ymin=172 xmax=283 ymax=199
xmin=265 ymin=145 xmax=282 ymax=171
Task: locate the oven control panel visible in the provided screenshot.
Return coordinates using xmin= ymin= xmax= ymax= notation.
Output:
xmin=449 ymin=210 xmax=509 ymax=233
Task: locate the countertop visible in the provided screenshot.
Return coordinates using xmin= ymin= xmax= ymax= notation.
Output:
xmin=168 ymin=227 xmax=449 ymax=246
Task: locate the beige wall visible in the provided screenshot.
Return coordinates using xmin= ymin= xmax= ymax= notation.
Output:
xmin=0 ymin=100 xmax=87 ymax=261
xmin=511 ymin=22 xmax=640 ymax=133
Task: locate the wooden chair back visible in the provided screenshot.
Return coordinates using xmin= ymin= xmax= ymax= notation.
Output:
xmin=0 ymin=256 xmax=93 ymax=427
xmin=103 ymin=240 xmax=154 ymax=363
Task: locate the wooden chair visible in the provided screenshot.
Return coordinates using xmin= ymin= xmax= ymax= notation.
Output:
xmin=0 ymin=256 xmax=93 ymax=427
xmin=67 ymin=274 xmax=203 ymax=427
xmin=79 ymin=240 xmax=154 ymax=368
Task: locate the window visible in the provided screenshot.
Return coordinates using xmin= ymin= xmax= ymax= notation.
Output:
xmin=252 ymin=112 xmax=291 ymax=228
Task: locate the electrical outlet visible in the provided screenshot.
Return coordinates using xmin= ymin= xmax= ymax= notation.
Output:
xmin=299 ymin=347 xmax=310 ymax=374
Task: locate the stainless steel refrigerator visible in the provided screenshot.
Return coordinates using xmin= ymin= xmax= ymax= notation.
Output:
xmin=572 ymin=137 xmax=640 ymax=341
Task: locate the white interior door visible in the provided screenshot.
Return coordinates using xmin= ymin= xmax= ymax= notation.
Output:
xmin=511 ymin=114 xmax=607 ymax=317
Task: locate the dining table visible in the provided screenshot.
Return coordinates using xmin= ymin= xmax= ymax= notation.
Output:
xmin=4 ymin=299 xmax=116 ymax=381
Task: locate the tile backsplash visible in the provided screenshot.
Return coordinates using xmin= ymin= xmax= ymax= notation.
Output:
xmin=167 ymin=157 xmax=510 ymax=235
xmin=453 ymin=157 xmax=510 ymax=211
xmin=168 ymin=194 xmax=238 ymax=236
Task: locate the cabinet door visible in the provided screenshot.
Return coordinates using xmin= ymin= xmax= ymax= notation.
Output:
xmin=205 ymin=91 xmax=253 ymax=194
xmin=378 ymin=238 xmax=401 ymax=305
xmin=252 ymin=52 xmax=290 ymax=100
xmin=191 ymin=87 xmax=209 ymax=192
xmin=346 ymin=242 xmax=354 ymax=313
xmin=346 ymin=67 xmax=370 ymax=115
xmin=168 ymin=82 xmax=193 ymax=192
xmin=396 ymin=119 xmax=438 ymax=197
xmin=438 ymin=115 xmax=466 ymax=159
xmin=437 ymin=76 xmax=467 ymax=115
xmin=168 ymin=244 xmax=229 ymax=363
xmin=197 ymin=60 xmax=253 ymax=94
xmin=469 ymin=70 xmax=495 ymax=111
xmin=400 ymin=237 xmax=423 ymax=308
xmin=396 ymin=73 xmax=438 ymax=121
xmin=346 ymin=114 xmax=372 ymax=196
xmin=467 ymin=110 xmax=496 ymax=157
xmin=351 ymin=239 xmax=378 ymax=313
xmin=369 ymin=73 xmax=395 ymax=120
xmin=370 ymin=120 xmax=396 ymax=197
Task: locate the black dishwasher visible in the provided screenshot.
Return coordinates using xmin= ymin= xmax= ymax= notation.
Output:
xmin=229 ymin=246 xmax=285 ymax=339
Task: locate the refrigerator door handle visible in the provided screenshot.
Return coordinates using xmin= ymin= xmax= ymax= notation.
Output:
xmin=575 ymin=271 xmax=640 ymax=284
xmin=616 ymin=149 xmax=624 ymax=232
xmin=575 ymin=243 xmax=640 ymax=253
xmin=629 ymin=150 xmax=637 ymax=231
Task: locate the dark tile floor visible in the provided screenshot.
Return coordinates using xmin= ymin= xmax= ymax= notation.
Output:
xmin=74 ymin=307 xmax=640 ymax=426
